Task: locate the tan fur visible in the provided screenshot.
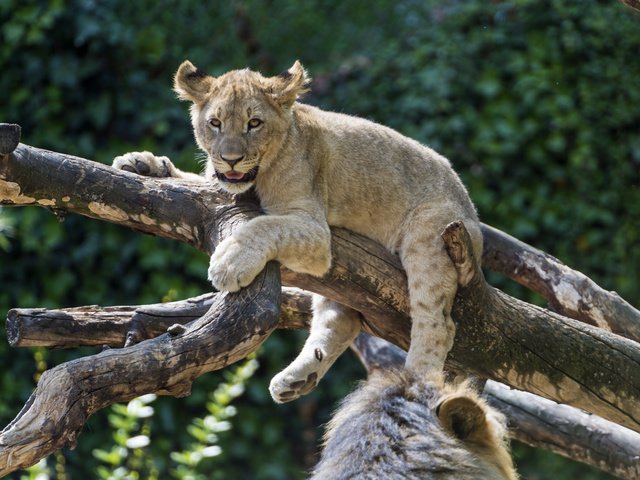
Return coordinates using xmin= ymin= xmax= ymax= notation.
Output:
xmin=113 ymin=60 xmax=483 ymax=403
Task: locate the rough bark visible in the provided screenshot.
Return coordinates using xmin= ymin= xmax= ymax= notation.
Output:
xmin=0 ymin=274 xmax=284 ymax=473
xmin=443 ymin=222 xmax=640 ymax=432
xmin=620 ymin=0 xmax=640 ymax=12
xmin=6 ymin=288 xmax=311 ymax=349
xmin=484 ymin=382 xmax=640 ymax=479
xmin=2 ymin=124 xmax=640 ymax=475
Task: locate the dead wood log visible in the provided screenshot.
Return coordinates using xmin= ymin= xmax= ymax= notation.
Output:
xmin=2 ymin=123 xmax=640 ymax=474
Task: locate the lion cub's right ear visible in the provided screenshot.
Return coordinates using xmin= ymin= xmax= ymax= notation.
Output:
xmin=174 ymin=60 xmax=214 ymax=103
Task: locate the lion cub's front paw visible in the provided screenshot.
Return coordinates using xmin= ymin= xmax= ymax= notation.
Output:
xmin=208 ymin=236 xmax=267 ymax=292
xmin=112 ymin=151 xmax=175 ymax=177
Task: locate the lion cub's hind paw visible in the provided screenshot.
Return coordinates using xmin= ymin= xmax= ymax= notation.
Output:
xmin=269 ymin=370 xmax=319 ymax=404
xmin=112 ymin=151 xmax=175 ymax=178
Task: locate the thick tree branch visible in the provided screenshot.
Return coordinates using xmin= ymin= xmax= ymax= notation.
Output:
xmin=0 ymin=265 xmax=282 ymax=475
xmin=7 ymin=288 xmax=311 ymax=348
xmin=2 ymin=124 xmax=640 ymax=474
xmin=444 ymin=221 xmax=640 ymax=432
xmin=484 ymin=382 xmax=640 ymax=480
xmin=620 ymin=0 xmax=640 ymax=12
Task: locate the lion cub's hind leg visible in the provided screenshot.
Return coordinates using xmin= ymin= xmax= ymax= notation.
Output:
xmin=269 ymin=295 xmax=361 ymax=403
xmin=400 ymin=231 xmax=458 ymax=374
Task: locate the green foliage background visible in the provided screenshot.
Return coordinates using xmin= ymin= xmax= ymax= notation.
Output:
xmin=1 ymin=0 xmax=638 ymax=478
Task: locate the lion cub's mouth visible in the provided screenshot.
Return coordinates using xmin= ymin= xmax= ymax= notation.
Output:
xmin=216 ymin=167 xmax=259 ymax=184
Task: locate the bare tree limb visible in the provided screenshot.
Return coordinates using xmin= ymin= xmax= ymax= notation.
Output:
xmin=7 ymin=295 xmax=215 ymax=349
xmin=482 ymin=224 xmax=640 ymax=342
xmin=7 ymin=288 xmax=311 ymax=348
xmin=620 ymin=0 xmax=640 ymax=13
xmin=0 ymin=265 xmax=282 ymax=475
xmin=484 ymin=381 xmax=640 ymax=480
xmin=443 ymin=221 xmax=640 ymax=433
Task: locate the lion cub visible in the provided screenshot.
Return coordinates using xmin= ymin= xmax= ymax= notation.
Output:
xmin=113 ymin=61 xmax=483 ymax=403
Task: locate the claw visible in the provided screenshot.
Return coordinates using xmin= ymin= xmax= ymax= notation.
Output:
xmin=135 ymin=158 xmax=151 ymax=175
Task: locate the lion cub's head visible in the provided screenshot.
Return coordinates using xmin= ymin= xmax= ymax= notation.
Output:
xmin=174 ymin=60 xmax=309 ymax=194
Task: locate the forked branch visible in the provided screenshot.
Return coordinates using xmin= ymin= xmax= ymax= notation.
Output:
xmin=9 ymin=292 xmax=640 ymax=478
xmin=0 ymin=264 xmax=282 ymax=474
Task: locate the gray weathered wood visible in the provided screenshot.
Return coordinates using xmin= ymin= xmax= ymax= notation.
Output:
xmin=484 ymin=381 xmax=640 ymax=480
xmin=0 ymin=124 xmax=20 ymax=155
xmin=0 ymin=269 xmax=281 ymax=475
xmin=7 ymin=288 xmax=311 ymax=348
xmin=482 ymin=224 xmax=640 ymax=342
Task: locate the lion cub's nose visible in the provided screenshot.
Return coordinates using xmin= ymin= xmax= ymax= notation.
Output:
xmin=220 ymin=153 xmax=245 ymax=168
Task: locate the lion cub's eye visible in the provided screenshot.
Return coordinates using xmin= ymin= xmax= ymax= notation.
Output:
xmin=208 ymin=118 xmax=222 ymax=129
xmin=247 ymin=118 xmax=263 ymax=130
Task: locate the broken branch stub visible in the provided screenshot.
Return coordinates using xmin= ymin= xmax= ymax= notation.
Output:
xmin=0 ymin=124 xmax=20 ymax=155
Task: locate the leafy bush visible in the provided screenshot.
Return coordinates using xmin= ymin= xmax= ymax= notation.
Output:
xmin=88 ymin=357 xmax=258 ymax=480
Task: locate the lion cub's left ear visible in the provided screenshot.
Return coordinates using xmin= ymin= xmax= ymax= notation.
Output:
xmin=269 ymin=60 xmax=310 ymax=108
xmin=174 ymin=60 xmax=215 ymax=103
